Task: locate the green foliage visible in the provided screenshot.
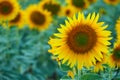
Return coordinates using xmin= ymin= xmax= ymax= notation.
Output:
xmin=81 ymin=73 xmax=102 ymax=80
xmin=60 ymin=62 xmax=73 ymax=71
xmin=60 ymin=76 xmax=71 ymax=80
xmin=0 ymin=25 xmax=59 ymax=80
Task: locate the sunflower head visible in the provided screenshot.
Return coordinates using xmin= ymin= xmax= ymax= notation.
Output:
xmin=99 ymin=8 xmax=107 ymax=15
xmin=10 ymin=13 xmax=20 ymax=23
xmin=87 ymin=0 xmax=97 ymax=4
xmin=104 ymin=0 xmax=119 ymax=5
xmin=113 ymin=47 xmax=120 ymax=60
xmin=0 ymin=0 xmax=20 ymax=21
xmin=109 ymin=41 xmax=120 ymax=68
xmin=39 ymin=0 xmax=61 ymax=16
xmin=60 ymin=5 xmax=76 ymax=17
xmin=0 ymin=1 xmax=13 ymax=15
xmin=25 ymin=5 xmax=52 ymax=31
xmin=9 ymin=10 xmax=25 ymax=29
xmin=66 ymin=0 xmax=89 ymax=11
xmin=30 ymin=11 xmax=45 ymax=25
xmin=116 ymin=18 xmax=120 ymax=41
xmin=48 ymin=12 xmax=112 ymax=70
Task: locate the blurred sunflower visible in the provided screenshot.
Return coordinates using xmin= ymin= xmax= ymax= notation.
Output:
xmin=108 ymin=41 xmax=120 ymax=68
xmin=60 ymin=5 xmax=76 ymax=17
xmin=66 ymin=0 xmax=89 ymax=11
xmin=87 ymin=0 xmax=97 ymax=4
xmin=9 ymin=10 xmax=25 ymax=29
xmin=25 ymin=5 xmax=52 ymax=31
xmin=39 ymin=0 xmax=61 ymax=16
xmin=104 ymin=0 xmax=119 ymax=5
xmin=0 ymin=0 xmax=20 ymax=21
xmin=48 ymin=12 xmax=112 ymax=69
xmin=116 ymin=18 xmax=120 ymax=40
xmin=67 ymin=70 xmax=74 ymax=79
xmin=99 ymin=8 xmax=107 ymax=15
xmin=93 ymin=54 xmax=108 ymax=72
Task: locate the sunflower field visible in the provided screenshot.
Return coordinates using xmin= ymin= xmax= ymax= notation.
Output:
xmin=0 ymin=0 xmax=120 ymax=80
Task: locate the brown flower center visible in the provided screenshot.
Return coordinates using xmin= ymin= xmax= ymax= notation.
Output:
xmin=112 ymin=46 xmax=120 ymax=61
xmin=72 ymin=0 xmax=85 ymax=8
xmin=30 ymin=11 xmax=45 ymax=25
xmin=43 ymin=2 xmax=60 ymax=15
xmin=66 ymin=9 xmax=70 ymax=15
xmin=0 ymin=1 xmax=13 ymax=15
xmin=10 ymin=13 xmax=20 ymax=23
xmin=67 ymin=25 xmax=97 ymax=53
xmin=109 ymin=0 xmax=116 ymax=2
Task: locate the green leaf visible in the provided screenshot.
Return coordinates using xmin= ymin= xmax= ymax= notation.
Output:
xmin=60 ymin=76 xmax=71 ymax=80
xmin=113 ymin=74 xmax=120 ymax=80
xmin=60 ymin=62 xmax=72 ymax=71
xmin=81 ymin=73 xmax=102 ymax=80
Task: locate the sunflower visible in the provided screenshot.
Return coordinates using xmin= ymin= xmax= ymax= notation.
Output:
xmin=67 ymin=70 xmax=74 ymax=79
xmin=66 ymin=0 xmax=89 ymax=11
xmin=0 ymin=0 xmax=20 ymax=21
xmin=116 ymin=18 xmax=120 ymax=40
xmin=99 ymin=8 xmax=107 ymax=15
xmin=87 ymin=0 xmax=97 ymax=4
xmin=104 ymin=0 xmax=119 ymax=5
xmin=93 ymin=54 xmax=108 ymax=72
xmin=39 ymin=0 xmax=61 ymax=16
xmin=108 ymin=41 xmax=120 ymax=68
xmin=25 ymin=5 xmax=52 ymax=30
xmin=9 ymin=10 xmax=25 ymax=29
xmin=60 ymin=5 xmax=76 ymax=17
xmin=48 ymin=12 xmax=112 ymax=69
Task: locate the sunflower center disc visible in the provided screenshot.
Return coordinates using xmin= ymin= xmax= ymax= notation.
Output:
xmin=109 ymin=0 xmax=116 ymax=1
xmin=10 ymin=13 xmax=20 ymax=23
xmin=67 ymin=25 xmax=97 ymax=53
xmin=43 ymin=3 xmax=60 ymax=15
xmin=74 ymin=33 xmax=89 ymax=47
xmin=30 ymin=11 xmax=45 ymax=25
xmin=0 ymin=1 xmax=13 ymax=15
xmin=88 ymin=0 xmax=94 ymax=3
xmin=66 ymin=10 xmax=70 ymax=15
xmin=72 ymin=0 xmax=85 ymax=8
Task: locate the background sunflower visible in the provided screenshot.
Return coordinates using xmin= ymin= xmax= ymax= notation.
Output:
xmin=87 ymin=0 xmax=97 ymax=4
xmin=116 ymin=18 xmax=120 ymax=40
xmin=25 ymin=5 xmax=52 ymax=30
xmin=104 ymin=0 xmax=120 ymax=5
xmin=0 ymin=0 xmax=20 ymax=21
xmin=108 ymin=41 xmax=120 ymax=68
xmin=66 ymin=0 xmax=90 ymax=11
xmin=9 ymin=10 xmax=25 ymax=29
xmin=39 ymin=0 xmax=61 ymax=16
xmin=60 ymin=5 xmax=76 ymax=17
